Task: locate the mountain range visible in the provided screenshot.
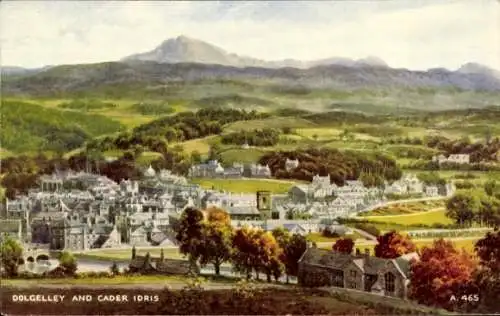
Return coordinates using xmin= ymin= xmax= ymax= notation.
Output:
xmin=122 ymin=35 xmax=391 ymax=69
xmin=2 ymin=35 xmax=500 ymax=96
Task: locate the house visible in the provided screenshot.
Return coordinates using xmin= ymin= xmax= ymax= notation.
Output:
xmin=0 ymin=219 xmax=23 ymax=242
xmin=288 ymin=185 xmax=310 ymax=204
xmin=188 ymin=160 xmax=225 ymax=178
xmin=248 ymin=163 xmax=272 ymax=178
xmin=222 ymin=163 xmax=244 ymax=178
xmin=424 ymin=185 xmax=439 ymax=197
xmin=298 ymin=247 xmax=418 ymax=299
xmin=129 ymin=250 xmax=198 ymax=275
xmin=433 ymin=154 xmax=470 ymax=165
xmin=143 ymin=165 xmax=157 ymax=178
xmin=448 ymin=154 xmax=470 ymax=164
xmin=285 ymin=158 xmax=300 ymax=171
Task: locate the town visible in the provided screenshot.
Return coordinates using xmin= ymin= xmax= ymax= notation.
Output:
xmin=1 ymin=159 xmax=456 ymax=253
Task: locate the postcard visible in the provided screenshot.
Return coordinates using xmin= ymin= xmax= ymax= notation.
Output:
xmin=1 ymin=1 xmax=499 ymax=315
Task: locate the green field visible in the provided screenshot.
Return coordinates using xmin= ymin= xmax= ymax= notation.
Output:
xmin=219 ymin=148 xmax=269 ymax=164
xmin=223 ymin=116 xmax=316 ymax=133
xmin=190 ymin=178 xmax=296 ymax=194
xmin=135 ymin=151 xmax=164 ymax=167
xmin=360 ymin=200 xmax=445 ymax=216
xmin=178 ymin=136 xmax=217 ymax=155
xmin=359 ymin=209 xmax=453 ymax=226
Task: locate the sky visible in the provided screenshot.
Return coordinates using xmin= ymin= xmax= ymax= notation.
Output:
xmin=1 ymin=0 xmax=499 ymax=70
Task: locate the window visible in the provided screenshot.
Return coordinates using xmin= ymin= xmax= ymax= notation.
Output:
xmin=350 ymin=270 xmax=357 ymax=278
xmin=350 ymin=282 xmax=357 ymax=289
xmin=385 ymin=272 xmax=395 ymax=293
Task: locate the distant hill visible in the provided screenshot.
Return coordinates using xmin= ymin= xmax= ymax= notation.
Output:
xmin=1 ymin=65 xmax=53 ymax=77
xmin=3 ymin=59 xmax=500 ymax=98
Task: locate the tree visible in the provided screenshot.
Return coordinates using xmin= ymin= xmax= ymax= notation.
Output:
xmin=190 ymin=150 xmax=202 ymax=164
xmin=332 ymin=238 xmax=355 ymax=254
xmin=205 ymin=207 xmax=231 ymax=226
xmin=484 ymin=180 xmax=498 ymax=197
xmin=231 ymin=226 xmax=261 ymax=280
xmin=58 ymin=251 xmax=77 ymax=276
xmin=0 ymin=237 xmax=23 ymax=277
xmin=256 ymin=231 xmax=283 ymax=283
xmin=199 ymin=221 xmax=233 ymax=276
xmin=110 ymin=261 xmax=120 ymax=275
xmin=175 ymin=207 xmax=205 ymax=268
xmin=446 ymin=192 xmax=480 ymax=227
xmin=374 ymin=231 xmax=416 ymax=259
xmin=477 ymin=196 xmax=500 ymax=228
xmin=473 ymin=230 xmax=500 ymax=312
xmin=282 ymin=233 xmax=307 ymax=282
xmin=409 ymin=239 xmax=476 ymax=311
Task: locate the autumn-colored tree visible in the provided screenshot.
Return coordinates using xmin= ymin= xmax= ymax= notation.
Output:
xmin=332 ymin=238 xmax=355 ymax=254
xmin=205 ymin=207 xmax=231 ymax=225
xmin=198 ymin=208 xmax=233 ymax=275
xmin=409 ymin=239 xmax=477 ymax=311
xmin=256 ymin=231 xmax=283 ymax=282
xmin=374 ymin=231 xmax=416 ymax=259
xmin=473 ymin=230 xmax=500 ymax=312
xmin=282 ymin=233 xmax=307 ymax=281
xmin=175 ymin=207 xmax=205 ymax=268
xmin=231 ymin=226 xmax=261 ymax=280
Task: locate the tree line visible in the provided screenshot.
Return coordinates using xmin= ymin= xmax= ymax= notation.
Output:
xmin=259 ymin=148 xmax=402 ymax=186
xmin=445 ymin=180 xmax=500 ymax=228
xmin=87 ymin=108 xmax=269 ymax=154
xmin=175 ymin=207 xmax=307 ymax=283
xmin=425 ymin=136 xmax=500 ymax=163
xmin=221 ymin=128 xmax=281 ymax=147
xmin=0 ymin=148 xmax=191 ymax=199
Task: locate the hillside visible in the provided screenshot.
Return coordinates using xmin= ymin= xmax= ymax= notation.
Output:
xmin=5 ymin=60 xmax=500 ymax=95
xmin=1 ymin=100 xmax=124 ymax=153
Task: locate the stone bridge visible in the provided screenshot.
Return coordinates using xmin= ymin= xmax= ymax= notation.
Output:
xmin=23 ymin=243 xmax=52 ymax=262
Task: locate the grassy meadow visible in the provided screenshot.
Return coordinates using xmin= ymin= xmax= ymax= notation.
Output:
xmin=359 ymin=209 xmax=453 ymax=226
xmin=190 ymin=178 xmax=296 ymax=194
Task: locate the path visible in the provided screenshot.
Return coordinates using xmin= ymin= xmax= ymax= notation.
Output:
xmin=350 ymin=227 xmax=378 ymax=241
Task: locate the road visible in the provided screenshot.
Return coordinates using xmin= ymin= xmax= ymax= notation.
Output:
xmin=70 ymin=258 xmax=298 ymax=284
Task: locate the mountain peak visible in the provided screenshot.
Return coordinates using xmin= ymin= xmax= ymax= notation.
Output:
xmin=357 ymin=56 xmax=388 ymax=67
xmin=457 ymin=62 xmax=500 ymax=79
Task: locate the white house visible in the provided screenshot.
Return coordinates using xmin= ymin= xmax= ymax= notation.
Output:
xmin=285 ymin=158 xmax=300 ymax=171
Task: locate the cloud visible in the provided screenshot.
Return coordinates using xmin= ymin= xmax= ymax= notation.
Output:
xmin=1 ymin=0 xmax=499 ymax=70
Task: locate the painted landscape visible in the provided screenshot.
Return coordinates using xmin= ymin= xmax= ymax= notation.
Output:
xmin=1 ymin=1 xmax=500 ymax=315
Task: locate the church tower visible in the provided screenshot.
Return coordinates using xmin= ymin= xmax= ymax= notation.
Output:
xmin=256 ymin=191 xmax=272 ymax=220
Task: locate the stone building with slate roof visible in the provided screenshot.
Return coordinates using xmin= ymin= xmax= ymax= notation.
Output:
xmin=298 ymin=247 xmax=418 ymax=299
xmin=0 ymin=219 xmax=23 ymax=242
xmin=128 ymin=250 xmax=197 ymax=275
